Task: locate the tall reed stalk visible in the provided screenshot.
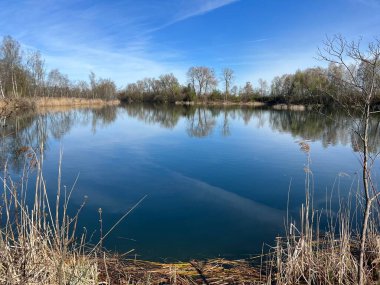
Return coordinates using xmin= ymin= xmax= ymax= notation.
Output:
xmin=0 ymin=147 xmax=98 ymax=284
xmin=265 ymin=141 xmax=380 ymax=285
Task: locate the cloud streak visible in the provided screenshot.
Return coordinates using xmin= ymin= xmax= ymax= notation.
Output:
xmin=0 ymin=0 xmax=378 ymax=88
xmin=145 ymin=0 xmax=239 ymax=33
xmin=175 ymin=0 xmax=239 ymax=23
xmin=0 ymin=0 xmax=239 ymax=86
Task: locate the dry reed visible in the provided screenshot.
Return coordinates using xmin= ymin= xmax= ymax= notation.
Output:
xmin=0 ymin=147 xmax=99 ymax=284
xmin=264 ymin=141 xmax=380 ymax=285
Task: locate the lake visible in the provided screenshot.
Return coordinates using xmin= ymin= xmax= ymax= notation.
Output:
xmin=1 ymin=104 xmax=379 ymax=261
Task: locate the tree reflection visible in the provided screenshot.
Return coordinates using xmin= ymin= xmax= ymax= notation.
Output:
xmin=267 ymin=109 xmax=380 ymax=153
xmin=350 ymin=118 xmax=380 ymax=154
xmin=122 ymin=104 xmax=380 ymax=152
xmin=0 ymin=112 xmax=44 ymax=171
xmin=122 ymin=104 xmax=183 ymax=129
xmin=1 ymin=105 xmax=379 ymax=172
xmin=91 ymin=106 xmax=118 ymax=134
xmin=0 ymin=106 xmax=118 ymax=171
xmin=49 ymin=111 xmax=77 ymax=140
xmin=186 ymin=108 xmax=216 ymax=137
xmin=221 ymin=110 xmax=230 ymax=137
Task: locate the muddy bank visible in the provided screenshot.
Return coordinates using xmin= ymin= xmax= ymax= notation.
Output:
xmin=0 ymin=98 xmax=35 ymax=117
xmin=99 ymin=257 xmax=263 ymax=285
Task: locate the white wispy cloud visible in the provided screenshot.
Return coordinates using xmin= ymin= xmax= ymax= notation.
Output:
xmin=146 ymin=0 xmax=239 ymax=33
xmin=0 ymin=0 xmax=238 ymax=86
xmin=175 ymin=0 xmax=239 ymax=23
xmin=43 ymin=47 xmax=188 ymax=88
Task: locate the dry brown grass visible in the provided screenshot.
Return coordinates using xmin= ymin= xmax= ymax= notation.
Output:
xmin=0 ymin=148 xmax=99 ymax=284
xmin=35 ymin=97 xmax=120 ymax=108
xmin=266 ymin=215 xmax=380 ymax=284
xmin=0 ymin=97 xmax=120 ymax=118
xmin=263 ymin=142 xmax=380 ymax=284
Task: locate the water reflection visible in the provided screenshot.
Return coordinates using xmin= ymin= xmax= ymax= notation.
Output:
xmin=1 ymin=104 xmax=379 ymax=260
xmin=122 ymin=104 xmax=380 ymax=152
xmin=123 ymin=104 xmax=182 ymax=129
xmin=186 ymin=108 xmax=216 ymax=137
xmin=2 ymin=101 xmax=379 ymax=180
xmin=0 ymin=106 xmax=118 ymax=171
xmin=1 ymin=105 xmax=380 ymax=171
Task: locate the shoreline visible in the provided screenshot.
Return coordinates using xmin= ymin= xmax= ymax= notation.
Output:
xmin=174 ymin=100 xmax=267 ymax=107
xmin=97 ymin=257 xmax=262 ymax=284
xmin=165 ymin=100 xmax=312 ymax=111
xmin=0 ymin=97 xmax=352 ymax=119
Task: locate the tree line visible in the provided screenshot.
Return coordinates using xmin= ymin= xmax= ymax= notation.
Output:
xmin=1 ymin=35 xmax=379 ymax=108
xmin=0 ymin=36 xmax=117 ymax=100
xmin=119 ymin=64 xmax=380 ymax=107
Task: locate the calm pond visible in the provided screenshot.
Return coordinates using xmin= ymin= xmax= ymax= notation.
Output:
xmin=1 ymin=104 xmax=380 ymax=261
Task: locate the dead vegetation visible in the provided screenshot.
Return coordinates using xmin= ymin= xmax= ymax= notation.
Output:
xmin=0 ymin=97 xmax=120 ymax=117
xmin=263 ymin=141 xmax=380 ymax=284
xmin=97 ymin=258 xmax=262 ymax=285
xmin=0 ymin=97 xmax=35 ymax=116
xmin=34 ymin=97 xmax=120 ymax=108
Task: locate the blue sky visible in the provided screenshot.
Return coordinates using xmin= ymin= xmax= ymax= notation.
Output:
xmin=0 ymin=0 xmax=379 ymax=88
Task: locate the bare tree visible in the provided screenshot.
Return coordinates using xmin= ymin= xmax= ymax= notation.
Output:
xmin=240 ymin=81 xmax=254 ymax=101
xmin=205 ymin=69 xmax=218 ymax=95
xmin=0 ymin=36 xmax=22 ymax=97
xmin=270 ymin=76 xmax=282 ymax=97
xmin=47 ymin=69 xmax=69 ymax=97
xmin=76 ymin=80 xmax=90 ymax=98
xmin=258 ymin=78 xmax=268 ymax=96
xmin=221 ymin=68 xmax=234 ymax=101
xmin=318 ymin=35 xmax=380 ymax=285
xmin=187 ymin=66 xmax=217 ymax=96
xmin=26 ymin=50 xmax=45 ymax=97
xmin=231 ymin=85 xmax=238 ymax=97
xmin=96 ymin=78 xmax=116 ymax=100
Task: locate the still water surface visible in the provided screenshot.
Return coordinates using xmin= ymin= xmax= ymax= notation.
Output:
xmin=1 ymin=105 xmax=379 ymax=261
